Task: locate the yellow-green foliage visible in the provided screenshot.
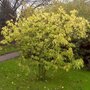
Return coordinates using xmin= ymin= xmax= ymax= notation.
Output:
xmin=1 ymin=7 xmax=90 ymax=72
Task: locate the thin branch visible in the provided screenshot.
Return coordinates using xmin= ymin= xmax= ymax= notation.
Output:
xmin=13 ymin=0 xmax=25 ymax=12
xmin=13 ymin=0 xmax=19 ymax=9
xmin=33 ymin=1 xmax=45 ymax=9
xmin=30 ymin=1 xmax=37 ymax=7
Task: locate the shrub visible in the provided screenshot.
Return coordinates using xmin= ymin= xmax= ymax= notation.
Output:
xmin=1 ymin=7 xmax=90 ymax=80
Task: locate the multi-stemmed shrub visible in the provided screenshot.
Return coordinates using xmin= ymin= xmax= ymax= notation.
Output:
xmin=1 ymin=7 xmax=90 ymax=80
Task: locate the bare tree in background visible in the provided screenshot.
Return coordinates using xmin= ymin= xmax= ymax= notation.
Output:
xmin=0 ymin=0 xmax=15 ymax=21
xmin=0 ymin=0 xmax=25 ymax=27
xmin=0 ymin=0 xmax=51 ymax=25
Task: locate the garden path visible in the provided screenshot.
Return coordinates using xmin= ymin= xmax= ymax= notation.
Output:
xmin=0 ymin=52 xmax=19 ymax=62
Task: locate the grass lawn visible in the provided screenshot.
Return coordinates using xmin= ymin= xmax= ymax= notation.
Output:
xmin=0 ymin=58 xmax=90 ymax=90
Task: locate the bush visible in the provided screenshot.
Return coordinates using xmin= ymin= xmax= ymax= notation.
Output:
xmin=1 ymin=7 xmax=90 ymax=80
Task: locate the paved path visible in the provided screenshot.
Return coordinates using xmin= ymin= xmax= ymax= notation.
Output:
xmin=0 ymin=52 xmax=20 ymax=62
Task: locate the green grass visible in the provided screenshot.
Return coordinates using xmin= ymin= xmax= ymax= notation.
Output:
xmin=0 ymin=45 xmax=18 ymax=55
xmin=0 ymin=58 xmax=90 ymax=90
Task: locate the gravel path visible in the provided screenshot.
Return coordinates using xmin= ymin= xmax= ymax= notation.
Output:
xmin=0 ymin=52 xmax=20 ymax=62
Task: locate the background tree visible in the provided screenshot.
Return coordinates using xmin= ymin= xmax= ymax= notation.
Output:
xmin=0 ymin=0 xmax=52 ymax=25
xmin=20 ymin=0 xmax=52 ymax=18
xmin=0 ymin=0 xmax=25 ymax=25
